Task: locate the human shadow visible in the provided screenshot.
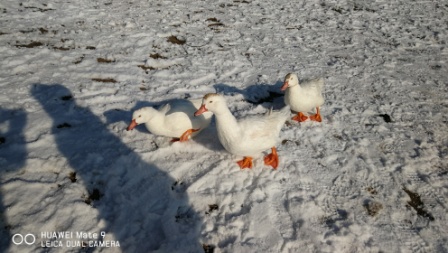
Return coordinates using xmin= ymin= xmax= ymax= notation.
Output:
xmin=213 ymin=81 xmax=285 ymax=110
xmin=31 ymin=84 xmax=202 ymax=252
xmin=0 ymin=108 xmax=27 ymax=252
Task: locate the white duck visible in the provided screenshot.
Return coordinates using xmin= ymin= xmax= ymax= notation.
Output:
xmin=194 ymin=93 xmax=289 ymax=169
xmin=127 ymin=99 xmax=213 ymax=142
xmin=281 ymin=73 xmax=324 ymax=122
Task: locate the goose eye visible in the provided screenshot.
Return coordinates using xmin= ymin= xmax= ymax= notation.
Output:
xmin=209 ymin=100 xmax=213 ymax=103
xmin=138 ymin=115 xmax=141 ymax=118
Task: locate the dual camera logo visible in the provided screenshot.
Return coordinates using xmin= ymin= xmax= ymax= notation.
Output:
xmin=12 ymin=234 xmax=36 ymax=245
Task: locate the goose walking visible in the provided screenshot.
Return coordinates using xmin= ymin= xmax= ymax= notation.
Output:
xmin=194 ymin=93 xmax=289 ymax=169
xmin=281 ymin=73 xmax=324 ymax=122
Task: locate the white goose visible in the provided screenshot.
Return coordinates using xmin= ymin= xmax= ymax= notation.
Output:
xmin=281 ymin=73 xmax=324 ymax=122
xmin=194 ymin=93 xmax=289 ymax=169
xmin=127 ymin=99 xmax=213 ymax=142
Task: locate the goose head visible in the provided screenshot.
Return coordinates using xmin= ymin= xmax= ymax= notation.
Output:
xmin=194 ymin=93 xmax=227 ymax=116
xmin=127 ymin=107 xmax=153 ymax=131
xmin=281 ymin=73 xmax=299 ymax=91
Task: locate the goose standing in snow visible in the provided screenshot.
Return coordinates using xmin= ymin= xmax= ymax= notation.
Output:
xmin=127 ymin=99 xmax=213 ymax=142
xmin=281 ymin=73 xmax=324 ymax=122
xmin=194 ymin=93 xmax=289 ymax=169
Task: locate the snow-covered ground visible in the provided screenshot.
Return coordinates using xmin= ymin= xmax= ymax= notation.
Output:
xmin=1 ymin=0 xmax=447 ymax=252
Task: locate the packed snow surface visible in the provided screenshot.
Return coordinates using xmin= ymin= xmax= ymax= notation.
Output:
xmin=0 ymin=0 xmax=447 ymax=252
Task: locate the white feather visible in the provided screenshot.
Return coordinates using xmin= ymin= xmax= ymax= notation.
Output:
xmin=131 ymin=99 xmax=213 ymax=139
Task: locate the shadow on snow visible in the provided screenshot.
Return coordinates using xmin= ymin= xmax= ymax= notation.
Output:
xmin=0 ymin=108 xmax=27 ymax=252
xmin=30 ymin=84 xmax=203 ymax=252
xmin=213 ymin=81 xmax=285 ymax=110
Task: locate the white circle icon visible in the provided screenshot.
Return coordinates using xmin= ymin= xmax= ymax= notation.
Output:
xmin=12 ymin=234 xmax=36 ymax=245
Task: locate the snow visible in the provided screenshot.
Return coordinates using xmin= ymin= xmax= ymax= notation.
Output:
xmin=0 ymin=0 xmax=447 ymax=252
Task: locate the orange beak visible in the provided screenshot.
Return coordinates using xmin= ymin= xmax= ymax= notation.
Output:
xmin=280 ymin=81 xmax=289 ymax=91
xmin=126 ymin=119 xmax=138 ymax=131
xmin=194 ymin=104 xmax=208 ymax=116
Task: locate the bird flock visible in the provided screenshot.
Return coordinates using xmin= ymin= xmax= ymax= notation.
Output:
xmin=127 ymin=73 xmax=325 ymax=170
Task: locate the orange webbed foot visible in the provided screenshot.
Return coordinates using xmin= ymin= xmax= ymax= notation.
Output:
xmin=237 ymin=157 xmax=253 ymax=169
xmin=292 ymin=112 xmax=308 ymax=122
xmin=177 ymin=128 xmax=200 ymax=142
xmin=264 ymin=147 xmax=279 ymax=169
xmin=309 ymin=114 xmax=322 ymax=122
xmin=309 ymin=107 xmax=322 ymax=122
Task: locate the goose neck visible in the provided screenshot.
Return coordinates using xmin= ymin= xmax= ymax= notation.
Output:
xmin=215 ymin=109 xmax=239 ymax=134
